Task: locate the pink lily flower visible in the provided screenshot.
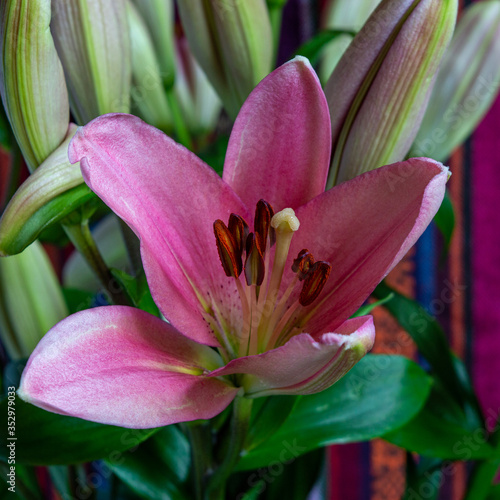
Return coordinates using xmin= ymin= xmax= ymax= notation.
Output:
xmin=18 ymin=57 xmax=448 ymax=429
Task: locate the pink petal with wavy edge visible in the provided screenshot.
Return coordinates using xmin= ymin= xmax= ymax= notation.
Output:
xmin=209 ymin=316 xmax=374 ymax=397
xmin=281 ymin=158 xmax=448 ymax=334
xmin=69 ymin=114 xmax=250 ymax=346
xmin=223 ymin=57 xmax=331 ymax=211
xmin=18 ymin=307 xmax=238 ymax=428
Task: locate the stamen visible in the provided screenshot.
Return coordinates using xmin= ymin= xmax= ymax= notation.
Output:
xmin=299 ymin=261 xmax=332 ymax=306
xmin=214 ymin=219 xmax=242 ymax=278
xmin=244 ymin=233 xmax=265 ymax=286
xmin=292 ymin=249 xmax=315 ymax=280
xmin=228 ymin=214 xmax=249 ymax=256
xmin=254 ymin=199 xmax=275 ymax=249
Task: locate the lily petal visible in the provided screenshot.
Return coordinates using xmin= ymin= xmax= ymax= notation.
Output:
xmin=209 ymin=316 xmax=374 ymax=396
xmin=19 ymin=306 xmax=238 ymax=428
xmin=223 ymin=57 xmax=331 ymax=211
xmin=69 ymin=114 xmax=250 ymax=346
xmin=287 ymin=158 xmax=448 ymax=333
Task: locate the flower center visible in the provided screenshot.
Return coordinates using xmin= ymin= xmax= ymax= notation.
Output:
xmin=212 ymin=199 xmax=331 ymax=358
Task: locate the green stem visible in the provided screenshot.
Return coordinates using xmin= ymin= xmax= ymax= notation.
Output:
xmin=207 ymin=396 xmax=253 ymax=499
xmin=185 ymin=423 xmax=213 ymax=500
xmin=165 ymin=88 xmax=193 ymax=150
xmin=63 ymin=221 xmax=130 ymax=306
xmin=118 ymin=218 xmax=143 ymax=278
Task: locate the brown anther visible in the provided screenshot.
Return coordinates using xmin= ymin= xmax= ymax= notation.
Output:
xmin=214 ymin=220 xmax=242 ymax=278
xmin=244 ymin=233 xmax=265 ymax=286
xmin=292 ymin=249 xmax=315 ymax=280
xmin=254 ymin=199 xmax=275 ymax=250
xmin=228 ymin=214 xmax=249 ymax=256
xmin=299 ymin=261 xmax=331 ymax=306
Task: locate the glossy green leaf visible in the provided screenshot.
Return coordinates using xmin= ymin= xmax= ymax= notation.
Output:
xmin=434 ymin=190 xmax=455 ymax=260
xmin=237 ymin=354 xmax=432 ymax=470
xmin=295 ymin=29 xmax=356 ymax=66
xmin=105 ymin=426 xmax=189 ymax=500
xmin=246 ymin=395 xmax=298 ymax=452
xmin=0 ymin=397 xmax=158 ymax=465
xmin=373 ymin=281 xmax=481 ymax=420
xmin=384 ymin=387 xmax=497 ymax=460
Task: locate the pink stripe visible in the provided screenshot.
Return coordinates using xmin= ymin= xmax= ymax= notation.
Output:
xmin=472 ymin=93 xmax=500 ymax=414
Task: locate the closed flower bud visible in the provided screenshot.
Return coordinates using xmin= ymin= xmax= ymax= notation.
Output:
xmin=51 ymin=0 xmax=132 ymax=124
xmin=0 ymin=240 xmax=68 ymax=360
xmin=132 ymin=0 xmax=176 ymax=90
xmin=0 ymin=0 xmax=69 ymax=172
xmin=411 ymin=1 xmax=500 ymax=161
xmin=0 ymin=125 xmax=92 ymax=256
xmin=177 ymin=0 xmax=273 ymax=119
xmin=127 ymin=1 xmax=172 ymax=131
xmin=320 ymin=0 xmax=381 ymax=82
xmin=325 ymin=0 xmax=457 ymax=186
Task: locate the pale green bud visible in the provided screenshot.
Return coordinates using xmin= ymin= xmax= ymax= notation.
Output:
xmin=411 ymin=1 xmax=500 ymax=162
xmin=175 ymin=40 xmax=222 ymax=136
xmin=325 ymin=0 xmax=457 ymax=187
xmin=126 ymin=1 xmax=172 ymax=131
xmin=0 ymin=125 xmax=92 ymax=257
xmin=51 ymin=0 xmax=132 ymax=124
xmin=177 ymin=0 xmax=273 ymax=119
xmin=132 ymin=0 xmax=176 ymax=90
xmin=0 ymin=0 xmax=69 ymax=172
xmin=0 ymin=240 xmax=69 ymax=360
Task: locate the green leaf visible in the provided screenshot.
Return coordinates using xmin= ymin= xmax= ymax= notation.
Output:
xmin=0 ymin=397 xmax=158 ymax=465
xmin=105 ymin=426 xmax=190 ymax=500
xmin=384 ymin=386 xmax=496 ymax=460
xmin=237 ymin=354 xmax=432 ymax=470
xmin=373 ymin=281 xmax=482 ymax=423
xmin=246 ymin=396 xmax=298 ymax=452
xmin=350 ymin=292 xmax=394 ymax=318
xmin=111 ymin=269 xmax=160 ymax=317
xmin=434 ymin=190 xmax=455 ymax=261
xmin=62 ymin=288 xmax=96 ymax=314
xmin=294 ymin=30 xmax=356 ymax=66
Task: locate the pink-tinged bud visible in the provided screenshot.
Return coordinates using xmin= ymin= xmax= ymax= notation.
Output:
xmin=177 ymin=0 xmax=273 ymax=119
xmin=0 ymin=0 xmax=69 ymax=172
xmin=320 ymin=0 xmax=381 ymax=82
xmin=411 ymin=1 xmax=500 ymax=162
xmin=325 ymin=0 xmax=457 ymax=187
xmin=51 ymin=0 xmax=131 ymax=124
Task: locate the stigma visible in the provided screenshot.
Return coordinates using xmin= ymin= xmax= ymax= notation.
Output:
xmin=212 ymin=200 xmax=331 ymax=358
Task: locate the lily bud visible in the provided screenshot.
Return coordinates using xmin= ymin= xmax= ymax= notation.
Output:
xmin=175 ymin=38 xmax=222 ymax=136
xmin=51 ymin=0 xmax=132 ymax=124
xmin=0 ymin=240 xmax=69 ymax=360
xmin=325 ymin=0 xmax=457 ymax=187
xmin=0 ymin=125 xmax=93 ymax=256
xmin=411 ymin=1 xmax=500 ymax=162
xmin=127 ymin=1 xmax=172 ymax=131
xmin=320 ymin=0 xmax=381 ymax=82
xmin=132 ymin=0 xmax=176 ymax=90
xmin=0 ymin=0 xmax=69 ymax=172
xmin=177 ymin=0 xmax=273 ymax=119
